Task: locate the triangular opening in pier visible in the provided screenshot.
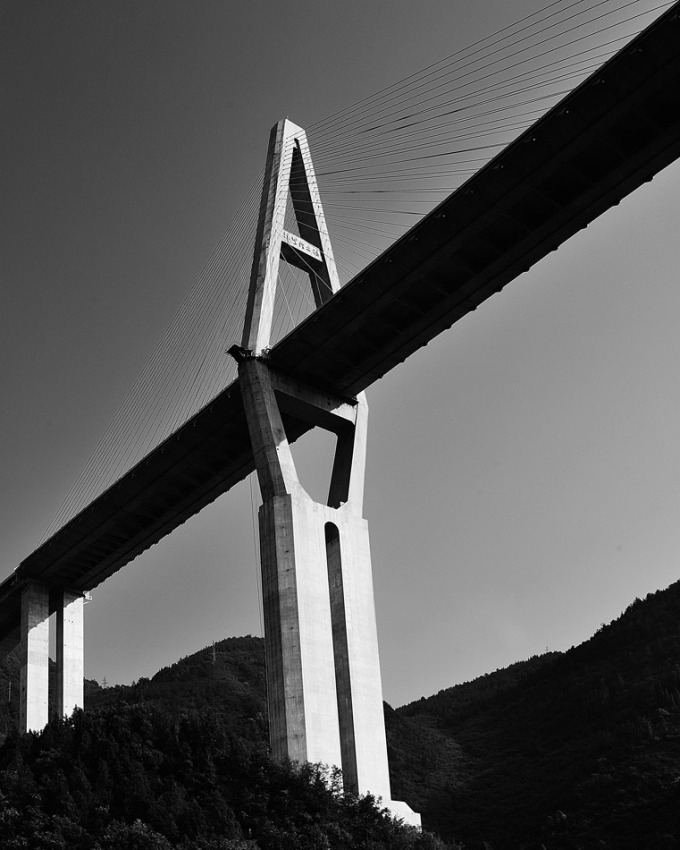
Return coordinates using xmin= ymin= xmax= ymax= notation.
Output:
xmin=288 ymin=426 xmax=338 ymax=505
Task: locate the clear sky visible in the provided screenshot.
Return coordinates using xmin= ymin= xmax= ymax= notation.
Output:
xmin=2 ymin=0 xmax=680 ymax=707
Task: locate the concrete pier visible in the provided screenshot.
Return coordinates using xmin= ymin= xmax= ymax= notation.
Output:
xmin=240 ymin=358 xmax=420 ymax=826
xmin=19 ymin=582 xmax=50 ymax=733
xmin=56 ymin=590 xmax=84 ymax=718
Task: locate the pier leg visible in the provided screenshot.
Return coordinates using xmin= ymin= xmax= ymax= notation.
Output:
xmin=19 ymin=582 xmax=49 ymax=733
xmin=241 ymin=360 xmax=421 ymax=826
xmin=56 ymin=590 xmax=84 ymax=719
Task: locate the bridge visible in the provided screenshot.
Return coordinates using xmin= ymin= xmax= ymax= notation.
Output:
xmin=1 ymin=0 xmax=679 ymax=817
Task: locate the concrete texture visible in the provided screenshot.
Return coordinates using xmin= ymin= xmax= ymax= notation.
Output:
xmin=19 ymin=581 xmax=49 ymax=732
xmin=56 ymin=590 xmax=84 ymax=718
xmin=260 ymin=493 xmax=343 ymax=767
xmin=242 ymin=119 xmax=339 ymax=354
xmin=240 ymin=358 xmax=420 ymax=827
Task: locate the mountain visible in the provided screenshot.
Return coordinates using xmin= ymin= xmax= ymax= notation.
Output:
xmin=1 ymin=579 xmax=680 ymax=848
xmin=389 ymin=580 xmax=680 ymax=848
xmin=85 ymin=635 xmax=268 ymax=745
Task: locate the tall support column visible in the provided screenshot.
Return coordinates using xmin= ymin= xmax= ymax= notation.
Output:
xmin=19 ymin=581 xmax=50 ymax=733
xmin=56 ymin=590 xmax=84 ymax=719
xmin=259 ymin=493 xmax=343 ymax=768
xmin=239 ymin=358 xmax=420 ymax=826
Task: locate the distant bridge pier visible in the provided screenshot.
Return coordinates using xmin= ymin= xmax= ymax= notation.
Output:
xmin=18 ymin=582 xmax=84 ymax=733
xmin=56 ymin=589 xmax=84 ymax=720
xmin=233 ymin=117 xmax=420 ymax=826
xmin=19 ymin=582 xmax=49 ymax=732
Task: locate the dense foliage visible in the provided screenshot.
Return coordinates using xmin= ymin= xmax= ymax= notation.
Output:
xmin=0 ymin=703 xmax=450 ymax=849
xmin=389 ymin=581 xmax=680 ymax=848
xmin=2 ymin=581 xmax=680 ymax=848
xmin=0 ymin=638 xmax=450 ymax=849
xmin=86 ymin=636 xmax=268 ymax=745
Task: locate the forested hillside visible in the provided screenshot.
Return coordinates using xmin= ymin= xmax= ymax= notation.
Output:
xmin=390 ymin=581 xmax=680 ymax=848
xmin=1 ymin=580 xmax=679 ymax=848
xmin=86 ymin=636 xmax=268 ymax=745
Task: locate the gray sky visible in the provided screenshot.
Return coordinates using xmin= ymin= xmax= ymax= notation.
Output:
xmin=2 ymin=0 xmax=680 ymax=707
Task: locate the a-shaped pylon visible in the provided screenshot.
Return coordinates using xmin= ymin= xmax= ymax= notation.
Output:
xmin=232 ymin=119 xmax=419 ymax=826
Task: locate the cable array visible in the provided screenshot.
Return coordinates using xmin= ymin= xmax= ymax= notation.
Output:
xmin=42 ymin=177 xmax=262 ymax=539
xmin=40 ymin=0 xmax=674 ymax=541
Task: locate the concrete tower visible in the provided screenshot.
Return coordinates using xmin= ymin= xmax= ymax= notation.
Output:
xmin=232 ymin=119 xmax=419 ymax=826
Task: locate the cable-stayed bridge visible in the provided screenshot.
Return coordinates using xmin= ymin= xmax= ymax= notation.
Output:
xmin=1 ymin=1 xmax=679 ymax=791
